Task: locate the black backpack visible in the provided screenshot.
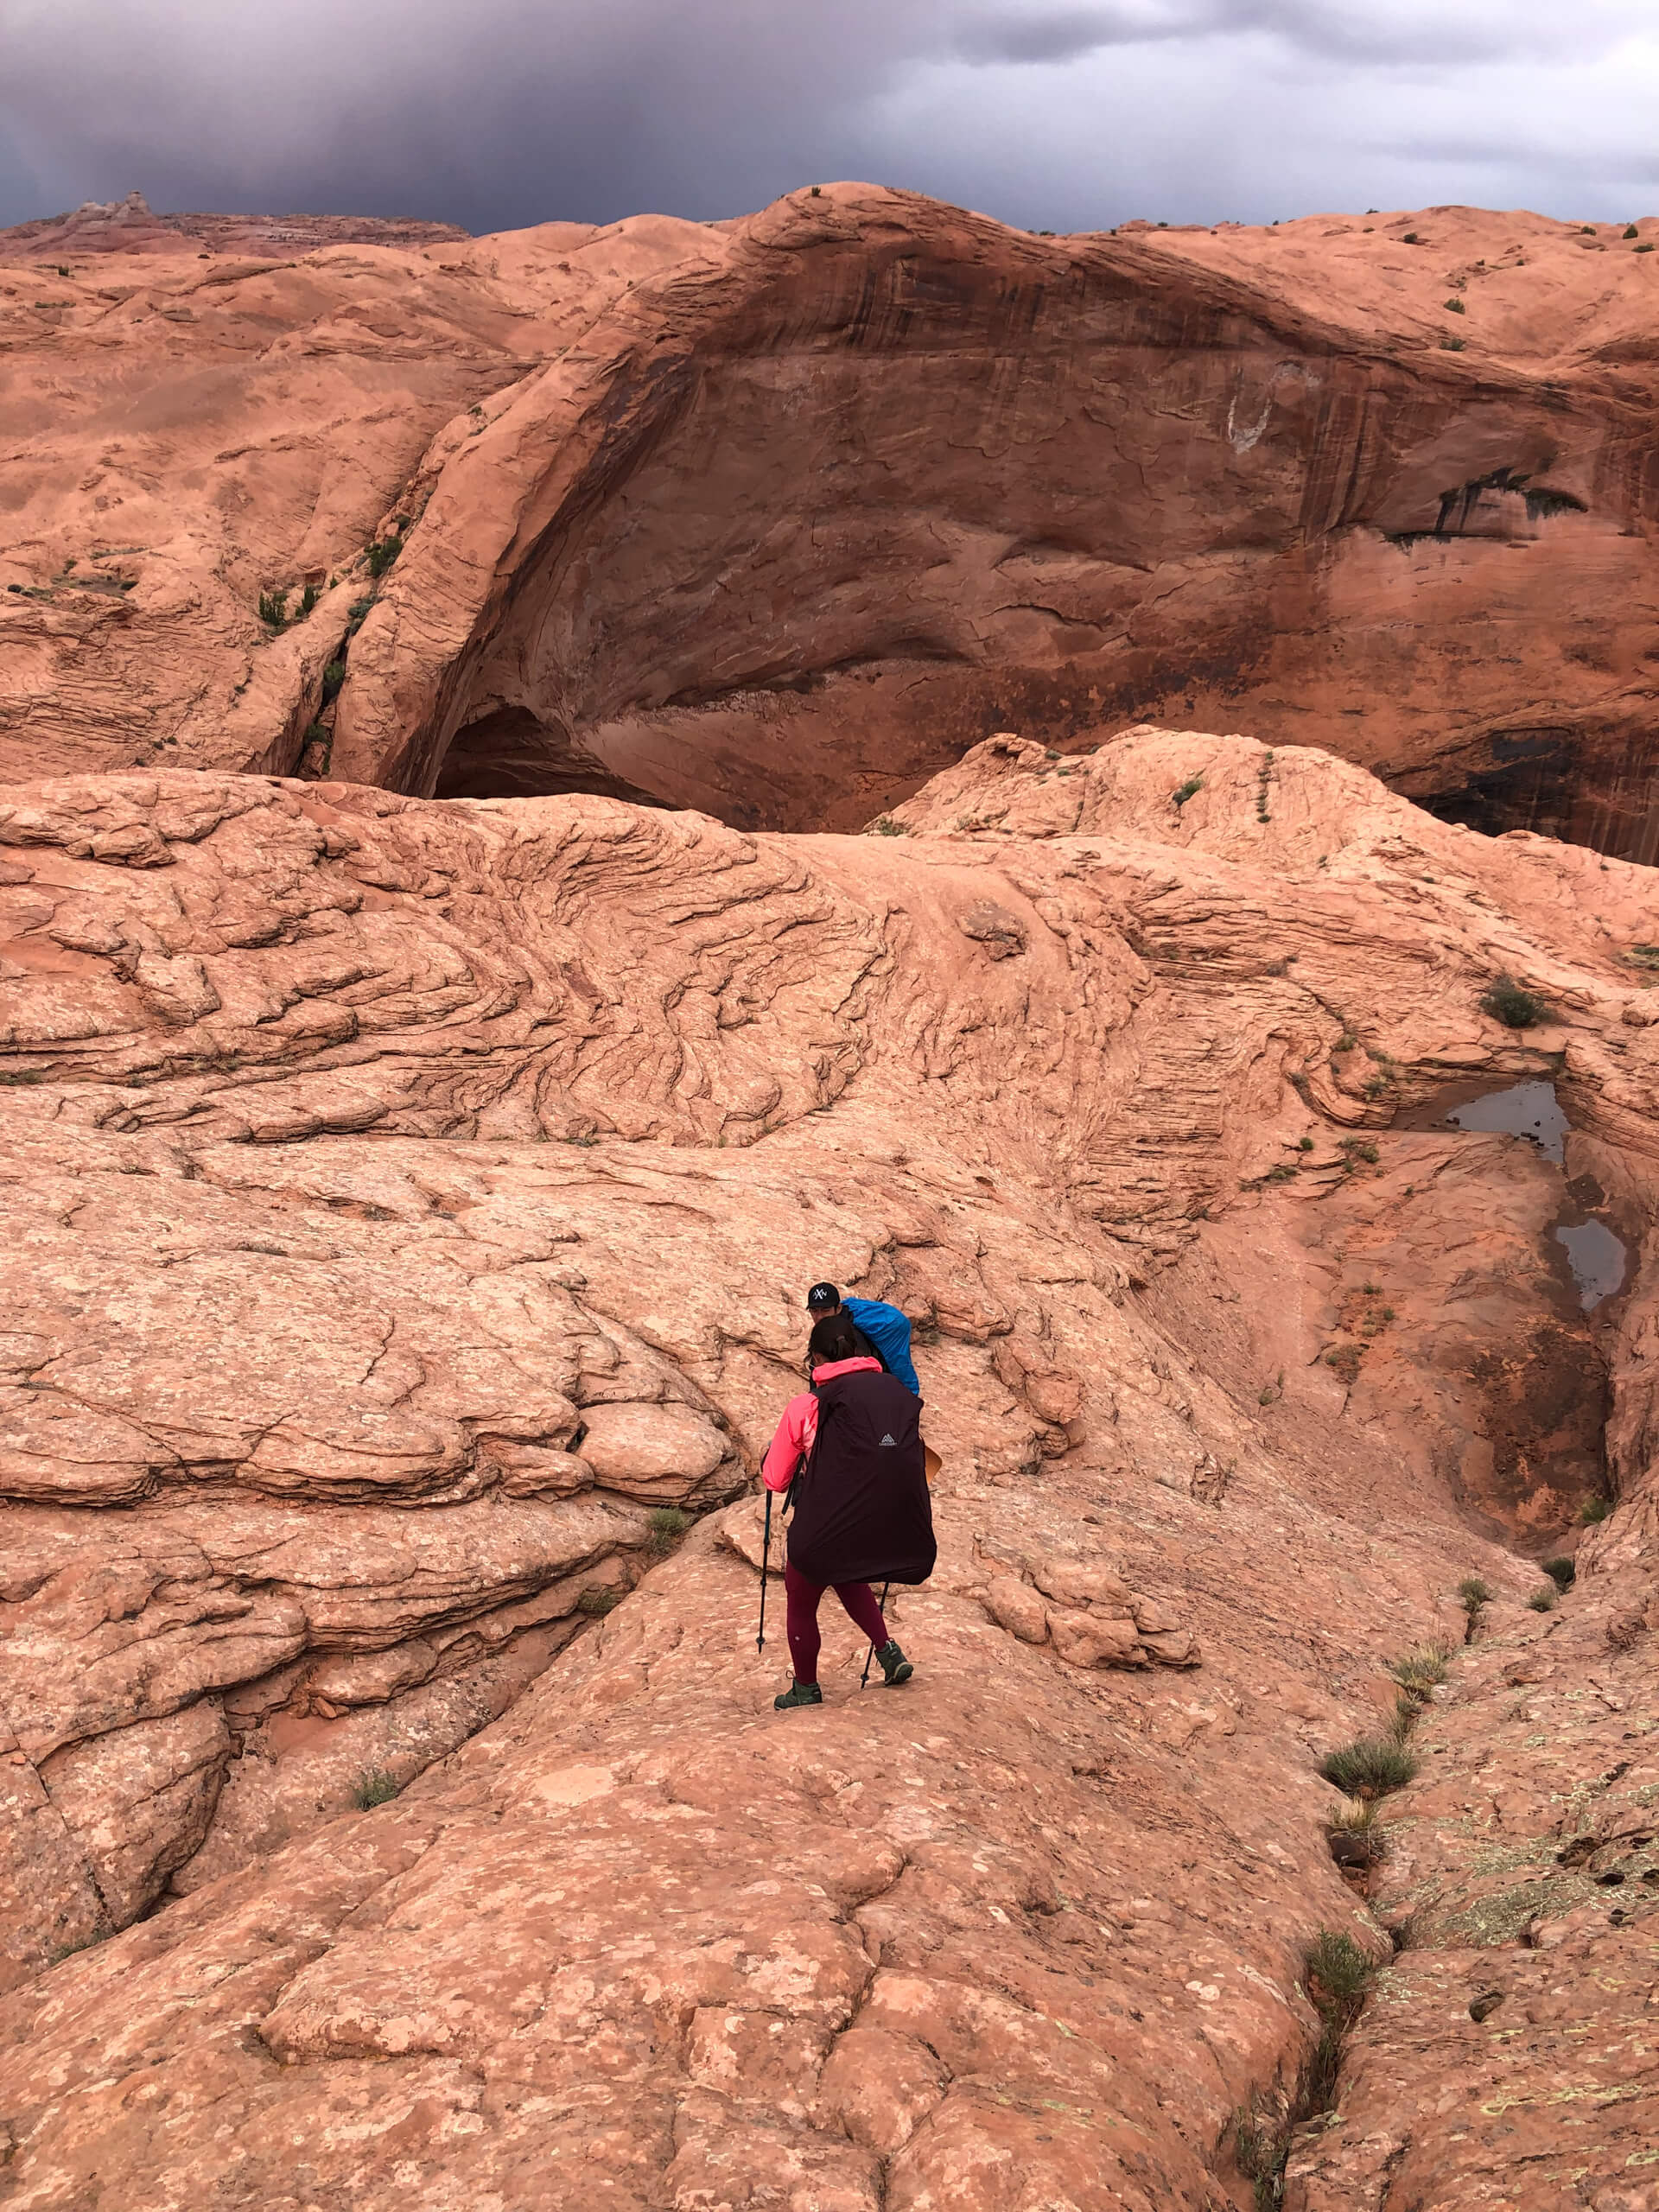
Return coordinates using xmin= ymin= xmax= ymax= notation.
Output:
xmin=786 ymin=1367 xmax=936 ymax=1588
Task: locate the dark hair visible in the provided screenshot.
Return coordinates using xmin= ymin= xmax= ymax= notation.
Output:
xmin=808 ymin=1313 xmax=859 ymax=1368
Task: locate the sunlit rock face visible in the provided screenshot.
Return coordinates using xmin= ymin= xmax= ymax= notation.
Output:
xmin=0 ymin=726 xmax=1655 ymax=2206
xmin=4 ymin=191 xmax=1659 ymax=848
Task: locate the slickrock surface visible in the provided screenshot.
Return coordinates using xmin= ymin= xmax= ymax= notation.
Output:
xmin=5 ymin=189 xmax=1659 ymax=849
xmin=0 ymin=727 xmax=1654 ymax=2205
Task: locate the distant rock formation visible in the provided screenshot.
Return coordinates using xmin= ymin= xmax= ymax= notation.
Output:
xmin=0 ymin=187 xmax=467 ymax=256
xmin=3 ymin=187 xmax=1658 ymax=853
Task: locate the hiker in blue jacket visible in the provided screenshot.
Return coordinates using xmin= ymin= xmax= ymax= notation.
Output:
xmin=804 ymin=1281 xmax=921 ymax=1399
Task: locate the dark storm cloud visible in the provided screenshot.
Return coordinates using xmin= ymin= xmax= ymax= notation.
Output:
xmin=0 ymin=0 xmax=1655 ymax=235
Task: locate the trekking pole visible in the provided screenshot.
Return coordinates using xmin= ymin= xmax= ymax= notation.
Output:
xmin=860 ymin=1582 xmax=893 ymax=1687
xmin=756 ymin=1489 xmax=773 ymax=1652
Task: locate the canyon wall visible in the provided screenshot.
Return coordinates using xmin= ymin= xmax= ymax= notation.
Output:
xmin=5 ymin=190 xmax=1659 ymax=848
xmin=0 ymin=730 xmax=1655 ymax=2205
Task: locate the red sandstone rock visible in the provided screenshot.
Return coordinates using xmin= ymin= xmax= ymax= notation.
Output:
xmin=5 ymin=190 xmax=1659 ymax=851
xmin=0 ymin=728 xmax=1651 ymax=2206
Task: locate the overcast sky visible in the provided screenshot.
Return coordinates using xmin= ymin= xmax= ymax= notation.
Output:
xmin=3 ymin=0 xmax=1657 ymax=236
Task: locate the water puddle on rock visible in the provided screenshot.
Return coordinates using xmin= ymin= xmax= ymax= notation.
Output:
xmin=1402 ymin=1079 xmax=1630 ymax=1313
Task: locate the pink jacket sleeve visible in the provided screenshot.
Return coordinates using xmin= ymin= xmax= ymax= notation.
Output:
xmin=762 ymin=1392 xmax=817 ymax=1491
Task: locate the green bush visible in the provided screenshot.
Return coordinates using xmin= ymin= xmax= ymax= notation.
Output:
xmin=1459 ymin=1575 xmax=1493 ymax=1618
xmin=1305 ymin=1929 xmax=1376 ymax=2009
xmin=647 ymin=1505 xmax=693 ymax=1554
xmin=1541 ymin=1556 xmax=1576 ymax=1590
xmin=352 ymin=1769 xmax=400 ymax=1809
xmin=1441 ymin=334 xmax=1467 ymax=351
xmin=1402 ymin=232 xmax=1420 ymax=245
xmin=1443 ymin=296 xmax=1465 ymax=313
xmin=577 ymin=1585 xmax=622 ymax=1616
xmin=1527 ymin=1589 xmax=1556 ymax=1612
xmin=1624 ymin=224 xmax=1640 ymax=238
xmin=1319 ymin=1736 xmax=1418 ymax=1798
xmin=299 ymin=582 xmax=320 ymax=617
xmin=1638 ymin=244 xmax=1656 ymax=255
xmin=321 ymin=659 xmax=347 ymax=702
xmin=1480 ymin=974 xmax=1547 ymax=1028
xmin=257 ymin=588 xmax=289 ymax=628
xmin=1579 ymin=1493 xmax=1611 ymax=1524
xmin=1171 ymin=776 xmax=1203 ymax=807
xmin=869 ymin=816 xmax=907 ymax=836
xmin=365 ymin=534 xmax=404 ymax=578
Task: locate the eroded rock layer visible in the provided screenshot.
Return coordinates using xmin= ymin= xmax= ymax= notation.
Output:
xmin=5 ymin=192 xmax=1659 ymax=846
xmin=0 ymin=729 xmax=1654 ymax=2206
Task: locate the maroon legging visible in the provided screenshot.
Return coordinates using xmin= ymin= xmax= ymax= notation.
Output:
xmin=785 ymin=1560 xmax=889 ymax=1684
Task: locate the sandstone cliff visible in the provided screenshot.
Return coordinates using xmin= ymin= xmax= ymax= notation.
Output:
xmin=4 ymin=188 xmax=1659 ymax=853
xmin=0 ymin=728 xmax=1654 ymax=2206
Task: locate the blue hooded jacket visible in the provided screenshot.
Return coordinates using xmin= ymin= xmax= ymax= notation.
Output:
xmin=842 ymin=1296 xmax=920 ymax=1397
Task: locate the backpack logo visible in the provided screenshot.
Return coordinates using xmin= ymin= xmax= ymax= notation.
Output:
xmin=880 ymin=1433 xmax=897 ymax=1446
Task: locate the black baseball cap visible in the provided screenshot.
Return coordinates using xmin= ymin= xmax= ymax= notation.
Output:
xmin=805 ymin=1281 xmax=840 ymax=1313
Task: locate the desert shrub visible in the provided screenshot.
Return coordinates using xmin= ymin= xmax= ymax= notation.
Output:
xmin=1390 ymin=1643 xmax=1450 ymax=1696
xmin=299 ymin=582 xmax=320 ymax=617
xmin=1232 ymin=2097 xmax=1286 ymax=2209
xmin=1402 ymin=232 xmax=1420 ymax=245
xmin=1325 ymin=1344 xmax=1362 ymax=1385
xmin=1171 ymin=776 xmax=1203 ymax=807
xmin=1444 ymin=296 xmax=1465 ymax=313
xmin=257 ymin=588 xmax=289 ymax=628
xmin=869 ymin=816 xmax=907 ymax=836
xmin=1327 ymin=1796 xmax=1389 ymax=1866
xmin=1527 ymin=1589 xmax=1556 ymax=1612
xmin=1305 ymin=1929 xmax=1376 ymax=2009
xmin=352 ymin=1769 xmax=399 ymax=1809
xmin=1296 ymin=1136 xmax=1314 ymax=1152
xmin=1626 ymin=944 xmax=1659 ymax=970
xmin=321 ymin=659 xmax=347 ymax=702
xmin=365 ymin=534 xmax=404 ymax=578
xmin=1441 ymin=335 xmax=1467 ymax=351
xmin=810 ymin=184 xmax=823 ymax=197
xmin=647 ymin=1505 xmax=693 ymax=1554
xmin=1541 ymin=1556 xmax=1576 ymax=1590
xmin=1480 ymin=974 xmax=1546 ymax=1028
xmin=1300 ymin=1928 xmax=1379 ymax=2107
xmin=1334 ymin=1031 xmax=1357 ymax=1052
xmin=1639 ymin=245 xmax=1656 ymax=255
xmin=1579 ymin=1493 xmax=1611 ymax=1524
xmin=1624 ymin=223 xmax=1640 ymax=238
xmin=577 ymin=1585 xmax=622 ymax=1616
xmin=1459 ymin=1575 xmax=1493 ymax=1620
xmin=1319 ymin=1736 xmax=1418 ymax=1798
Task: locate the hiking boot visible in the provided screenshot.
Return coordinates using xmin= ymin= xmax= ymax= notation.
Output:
xmin=875 ymin=1639 xmax=913 ymax=1687
xmin=774 ymin=1680 xmax=823 ymax=1711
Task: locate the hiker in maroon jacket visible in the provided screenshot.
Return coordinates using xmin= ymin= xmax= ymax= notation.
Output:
xmin=760 ymin=1312 xmax=937 ymax=1711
